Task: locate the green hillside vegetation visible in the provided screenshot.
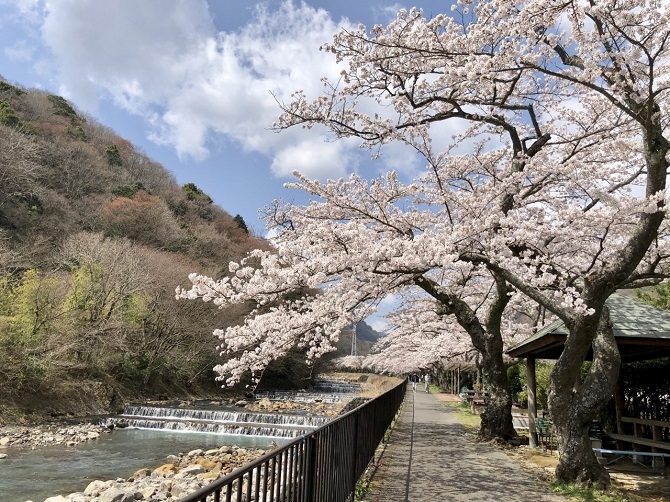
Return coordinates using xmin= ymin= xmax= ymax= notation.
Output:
xmin=0 ymin=78 xmax=293 ymax=422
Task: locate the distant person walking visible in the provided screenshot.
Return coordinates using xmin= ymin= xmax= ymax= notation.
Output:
xmin=424 ymin=374 xmax=431 ymax=393
xmin=410 ymin=373 xmax=419 ymax=392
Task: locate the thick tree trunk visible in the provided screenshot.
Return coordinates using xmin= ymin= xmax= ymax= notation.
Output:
xmin=550 ymin=306 xmax=620 ymax=489
xmin=413 ymin=273 xmax=516 ymax=440
xmin=479 ymin=336 xmax=516 ymax=440
xmin=553 ymin=415 xmax=609 ymax=488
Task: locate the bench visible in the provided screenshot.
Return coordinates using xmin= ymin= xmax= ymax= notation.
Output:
xmin=512 ymin=414 xmax=529 ymax=431
xmin=608 ymin=433 xmax=670 ymax=451
xmin=536 ymin=417 xmax=555 ymax=452
xmin=602 ymin=416 xmax=670 ymax=474
xmin=593 ymin=448 xmax=670 ymax=477
xmin=461 ymin=390 xmax=489 ymax=415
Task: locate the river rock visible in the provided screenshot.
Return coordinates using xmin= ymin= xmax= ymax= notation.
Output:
xmin=131 ymin=467 xmax=152 ymax=479
xmin=0 ymin=453 xmax=7 ymax=459
xmin=139 ymin=485 xmax=155 ymax=499
xmin=152 ymin=463 xmax=176 ymax=478
xmin=170 ymin=482 xmax=195 ymax=498
xmin=44 ymin=496 xmax=68 ymax=502
xmin=196 ymin=458 xmax=219 ymax=471
xmin=84 ymin=479 xmax=111 ymax=496
xmin=98 ymin=487 xmax=135 ymax=502
xmin=0 ymin=423 xmax=110 ymax=450
xmin=198 ymin=471 xmax=220 ymax=481
xmin=158 ymin=479 xmax=173 ymax=495
xmin=177 ymin=464 xmax=205 ymax=477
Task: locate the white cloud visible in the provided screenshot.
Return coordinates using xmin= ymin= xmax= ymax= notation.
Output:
xmin=4 ymin=41 xmax=33 ymax=62
xmin=0 ymin=0 xmax=41 ymax=22
xmin=40 ymin=0 xmax=215 ymax=114
xmin=376 ymin=142 xmax=425 ymax=179
xmin=367 ymin=318 xmax=389 ymax=333
xmin=271 ymin=137 xmax=354 ymax=180
xmin=33 ymin=0 xmax=358 ymax=178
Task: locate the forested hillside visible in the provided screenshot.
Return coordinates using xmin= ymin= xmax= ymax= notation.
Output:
xmin=0 ymin=79 xmax=282 ymax=421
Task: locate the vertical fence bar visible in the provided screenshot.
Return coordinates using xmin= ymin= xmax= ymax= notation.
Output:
xmin=262 ymin=461 xmax=269 ymax=502
xmin=283 ymin=446 xmax=290 ymax=500
xmin=254 ymin=464 xmax=261 ymax=502
xmin=350 ymin=410 xmax=360 ymax=501
xmin=304 ymin=434 xmax=318 ymax=502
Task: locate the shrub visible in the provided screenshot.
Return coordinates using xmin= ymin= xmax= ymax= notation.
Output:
xmin=111 ymin=181 xmax=146 ymax=198
xmin=0 ymin=100 xmax=20 ymax=127
xmin=105 ymin=144 xmax=123 ymax=166
xmin=68 ymin=125 xmax=87 ymax=140
xmin=0 ymin=81 xmax=25 ymax=95
xmin=182 ymin=182 xmax=213 ymax=203
xmin=47 ymin=94 xmax=78 ymax=118
xmin=233 ymin=214 xmax=249 ymax=234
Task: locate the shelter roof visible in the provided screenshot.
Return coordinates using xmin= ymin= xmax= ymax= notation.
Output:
xmin=506 ymin=293 xmax=670 ymax=362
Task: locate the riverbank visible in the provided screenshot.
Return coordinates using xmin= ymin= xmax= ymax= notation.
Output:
xmin=0 ymin=423 xmax=111 ymax=451
xmin=37 ymin=444 xmax=273 ymax=502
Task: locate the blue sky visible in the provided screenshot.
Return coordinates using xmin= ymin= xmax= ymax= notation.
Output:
xmin=0 ymin=0 xmax=450 ymax=235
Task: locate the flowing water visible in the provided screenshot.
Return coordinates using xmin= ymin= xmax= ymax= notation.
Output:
xmin=101 ymin=404 xmax=330 ymax=437
xmin=0 ymin=428 xmax=287 ymax=502
xmin=2 ymin=382 xmax=357 ymax=502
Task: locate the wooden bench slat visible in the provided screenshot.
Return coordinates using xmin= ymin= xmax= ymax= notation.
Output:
xmin=620 ymin=417 xmax=670 ymax=428
xmin=593 ymin=448 xmax=670 ymax=458
xmin=609 ymin=433 xmax=670 ymax=451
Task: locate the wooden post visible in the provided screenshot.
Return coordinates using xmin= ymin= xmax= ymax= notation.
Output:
xmin=527 ymin=357 xmax=538 ymax=448
xmin=614 ymin=379 xmax=624 ymax=435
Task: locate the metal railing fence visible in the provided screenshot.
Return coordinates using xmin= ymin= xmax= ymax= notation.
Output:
xmin=179 ymin=380 xmax=406 ymax=502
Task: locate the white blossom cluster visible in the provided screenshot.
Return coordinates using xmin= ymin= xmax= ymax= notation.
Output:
xmin=179 ymin=0 xmax=670 ymax=387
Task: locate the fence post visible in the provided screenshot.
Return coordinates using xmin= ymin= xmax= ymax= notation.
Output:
xmin=304 ymin=434 xmax=318 ymax=502
xmin=350 ymin=410 xmax=360 ymax=501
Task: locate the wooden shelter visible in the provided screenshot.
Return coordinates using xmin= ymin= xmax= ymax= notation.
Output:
xmin=506 ymin=293 xmax=670 ymax=447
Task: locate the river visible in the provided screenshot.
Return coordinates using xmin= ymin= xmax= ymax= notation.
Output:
xmin=0 ymin=429 xmax=286 ymax=502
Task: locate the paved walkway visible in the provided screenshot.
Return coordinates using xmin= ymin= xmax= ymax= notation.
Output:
xmin=364 ymin=388 xmax=566 ymax=502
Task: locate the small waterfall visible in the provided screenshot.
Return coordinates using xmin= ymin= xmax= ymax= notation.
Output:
xmin=254 ymin=391 xmax=345 ymax=404
xmin=100 ymin=406 xmax=330 ymax=439
xmin=312 ymin=378 xmax=361 ymax=394
xmin=254 ymin=378 xmax=362 ymax=403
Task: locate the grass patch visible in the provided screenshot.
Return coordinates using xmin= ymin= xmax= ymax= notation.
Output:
xmin=440 ymin=400 xmax=481 ymax=432
xmin=551 ymin=482 xmax=632 ymax=502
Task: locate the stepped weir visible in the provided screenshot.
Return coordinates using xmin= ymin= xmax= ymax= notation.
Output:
xmin=101 ymin=377 xmax=364 ymax=438
xmin=101 ymin=406 xmax=331 ymax=438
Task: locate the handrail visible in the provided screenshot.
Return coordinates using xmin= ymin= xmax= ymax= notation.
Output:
xmin=178 ymin=380 xmax=406 ymax=502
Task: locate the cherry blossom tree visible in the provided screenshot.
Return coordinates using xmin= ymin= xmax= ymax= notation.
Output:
xmin=364 ymin=288 xmax=538 ymax=375
xmin=179 ymin=0 xmax=670 ymax=487
xmin=266 ymin=1 xmax=670 ymax=487
xmin=362 ymin=295 xmax=480 ymax=375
